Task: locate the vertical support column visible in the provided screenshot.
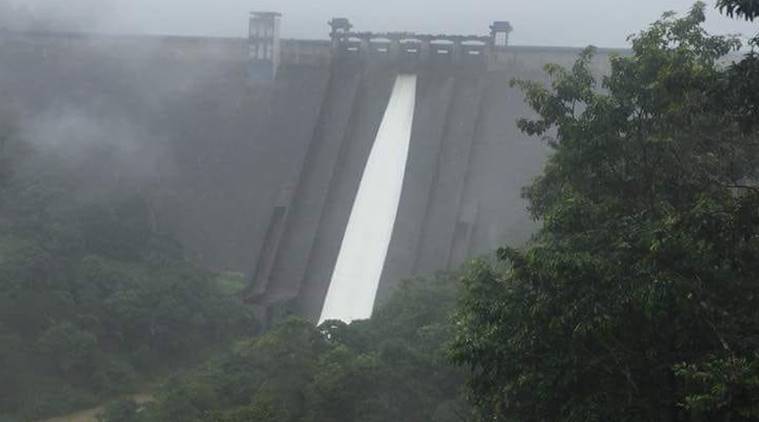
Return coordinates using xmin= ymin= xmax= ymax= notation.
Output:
xmin=389 ymin=37 xmax=401 ymax=61
xmin=360 ymin=36 xmax=371 ymax=59
xmin=420 ymin=39 xmax=432 ymax=61
xmin=453 ymin=40 xmax=463 ymax=63
xmin=247 ymin=187 xmax=292 ymax=301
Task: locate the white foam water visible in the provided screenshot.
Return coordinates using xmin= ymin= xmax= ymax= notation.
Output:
xmin=319 ymin=74 xmax=418 ymax=324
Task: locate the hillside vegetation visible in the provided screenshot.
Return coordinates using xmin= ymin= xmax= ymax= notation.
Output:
xmin=101 ymin=274 xmax=469 ymax=422
xmin=452 ymin=3 xmax=759 ymax=421
xmin=0 ymin=133 xmax=255 ymax=420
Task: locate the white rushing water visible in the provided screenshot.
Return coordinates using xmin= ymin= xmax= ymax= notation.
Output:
xmin=319 ymin=74 xmax=418 ymax=324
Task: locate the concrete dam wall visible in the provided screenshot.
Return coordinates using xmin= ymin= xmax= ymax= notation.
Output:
xmin=0 ymin=28 xmax=619 ymax=322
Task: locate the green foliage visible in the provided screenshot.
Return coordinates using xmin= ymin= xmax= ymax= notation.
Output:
xmin=717 ymin=0 xmax=759 ymax=21
xmin=123 ymin=274 xmax=470 ymax=422
xmin=37 ymin=322 xmax=99 ymax=378
xmin=214 ymin=272 xmax=248 ymax=296
xmin=97 ymin=400 xmax=143 ymax=422
xmin=452 ymin=4 xmax=759 ymax=421
xmin=0 ymin=131 xmax=256 ymax=419
xmin=205 ymin=398 xmax=288 ymax=422
xmin=675 ymin=356 xmax=759 ymax=419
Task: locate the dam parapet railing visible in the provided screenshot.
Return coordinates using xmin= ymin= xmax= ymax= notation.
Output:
xmin=254 ymin=15 xmax=621 ymax=74
xmin=247 ymin=14 xmax=520 ymax=74
xmin=323 ymin=18 xmax=514 ymax=69
xmin=1 ymin=22 xmax=622 ymax=76
xmin=331 ymin=34 xmax=492 ymax=71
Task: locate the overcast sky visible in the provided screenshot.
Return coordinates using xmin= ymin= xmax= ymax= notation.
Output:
xmin=3 ymin=0 xmax=757 ymax=47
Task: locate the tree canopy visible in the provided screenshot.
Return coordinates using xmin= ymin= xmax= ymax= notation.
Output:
xmin=96 ymin=274 xmax=470 ymax=422
xmin=452 ymin=3 xmax=759 ymax=421
xmin=717 ymin=0 xmax=759 ymax=21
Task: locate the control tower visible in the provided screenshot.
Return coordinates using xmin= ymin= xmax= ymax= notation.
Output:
xmin=248 ymin=11 xmax=282 ymax=79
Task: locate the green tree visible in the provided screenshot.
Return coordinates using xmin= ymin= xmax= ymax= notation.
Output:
xmin=0 ymin=124 xmax=255 ymax=419
xmin=717 ymin=0 xmax=759 ymax=134
xmin=97 ymin=400 xmax=142 ymax=422
xmin=452 ymin=4 xmax=759 ymax=421
xmin=37 ymin=322 xmax=98 ymax=380
xmin=137 ymin=274 xmax=470 ymax=422
xmin=717 ymin=0 xmax=759 ymax=21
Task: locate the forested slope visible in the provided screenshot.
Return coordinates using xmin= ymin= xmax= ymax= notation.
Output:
xmin=0 ymin=126 xmax=255 ymax=420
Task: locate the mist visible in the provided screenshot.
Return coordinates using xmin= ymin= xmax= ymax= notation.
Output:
xmin=1 ymin=1 xmax=758 ymax=421
xmin=2 ymin=0 xmax=757 ymax=47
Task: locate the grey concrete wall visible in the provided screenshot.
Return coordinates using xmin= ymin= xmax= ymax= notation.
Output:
xmin=0 ymin=30 xmax=622 ymax=321
xmin=294 ymin=65 xmax=397 ymax=320
xmin=412 ymin=72 xmax=485 ymax=275
xmin=375 ymin=66 xmax=551 ymax=305
xmin=252 ymin=64 xmax=363 ymax=305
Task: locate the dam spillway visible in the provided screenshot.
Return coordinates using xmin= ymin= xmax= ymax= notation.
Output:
xmin=0 ymin=16 xmax=621 ymax=324
xmin=320 ymin=74 xmax=417 ymax=323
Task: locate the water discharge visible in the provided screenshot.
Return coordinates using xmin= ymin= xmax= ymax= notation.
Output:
xmin=319 ymin=74 xmax=418 ymax=323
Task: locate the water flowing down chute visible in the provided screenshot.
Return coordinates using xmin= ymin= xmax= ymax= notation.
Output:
xmin=319 ymin=74 xmax=418 ymax=323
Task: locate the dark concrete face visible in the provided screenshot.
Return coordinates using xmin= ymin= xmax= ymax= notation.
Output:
xmin=251 ymin=62 xmax=552 ymax=320
xmin=377 ymin=67 xmax=551 ymax=306
xmin=0 ymin=32 xmax=615 ymax=321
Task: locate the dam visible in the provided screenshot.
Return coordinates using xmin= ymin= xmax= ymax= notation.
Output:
xmin=0 ymin=13 xmax=619 ymax=323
